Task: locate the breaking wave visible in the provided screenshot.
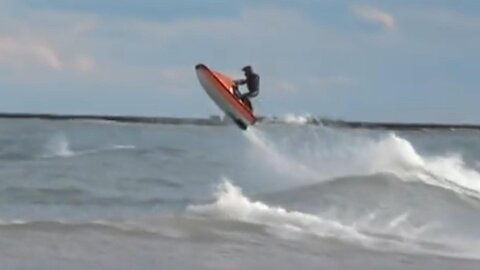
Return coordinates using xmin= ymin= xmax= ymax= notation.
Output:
xmin=244 ymin=126 xmax=480 ymax=199
xmin=174 ymin=126 xmax=480 ymax=258
xmin=187 ymin=179 xmax=480 ymax=259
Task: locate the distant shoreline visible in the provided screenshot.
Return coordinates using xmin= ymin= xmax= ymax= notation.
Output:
xmin=0 ymin=112 xmax=479 ymax=131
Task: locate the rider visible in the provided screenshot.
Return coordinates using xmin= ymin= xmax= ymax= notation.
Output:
xmin=233 ymin=65 xmax=259 ymax=111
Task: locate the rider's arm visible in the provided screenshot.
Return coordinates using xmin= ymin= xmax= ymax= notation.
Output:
xmin=234 ymin=79 xmax=246 ymax=85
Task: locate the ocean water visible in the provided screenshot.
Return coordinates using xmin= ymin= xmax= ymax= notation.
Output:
xmin=1 ymin=117 xmax=480 ymax=269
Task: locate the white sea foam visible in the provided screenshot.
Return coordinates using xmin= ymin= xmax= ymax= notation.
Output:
xmin=43 ymin=133 xmax=74 ymax=158
xmin=187 ymin=179 xmax=479 ymax=259
xmin=281 ymin=114 xmax=311 ymax=125
xmin=42 ymin=133 xmax=136 ymax=158
xmin=188 ymin=180 xmax=367 ymax=242
xmin=244 ymin=126 xmax=480 ymax=198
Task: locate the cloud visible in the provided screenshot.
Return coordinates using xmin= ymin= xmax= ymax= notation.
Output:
xmin=73 ymin=19 xmax=97 ymax=34
xmin=0 ymin=5 xmax=385 ymax=95
xmin=353 ymin=6 xmax=395 ymax=30
xmin=73 ymin=55 xmax=95 ymax=72
xmin=0 ymin=36 xmax=63 ymax=70
xmin=125 ymin=7 xmax=334 ymax=51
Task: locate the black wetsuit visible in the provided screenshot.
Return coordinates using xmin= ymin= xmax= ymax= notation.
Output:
xmin=233 ymin=72 xmax=259 ymax=111
xmin=234 ymin=72 xmax=260 ymax=99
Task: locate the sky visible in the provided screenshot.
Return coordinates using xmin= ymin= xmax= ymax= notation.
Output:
xmin=0 ymin=0 xmax=479 ymax=123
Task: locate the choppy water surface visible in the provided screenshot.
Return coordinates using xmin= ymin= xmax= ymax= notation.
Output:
xmin=1 ymin=118 xmax=480 ymax=269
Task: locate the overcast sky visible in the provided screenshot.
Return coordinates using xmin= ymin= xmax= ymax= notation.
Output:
xmin=0 ymin=0 xmax=479 ymax=122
